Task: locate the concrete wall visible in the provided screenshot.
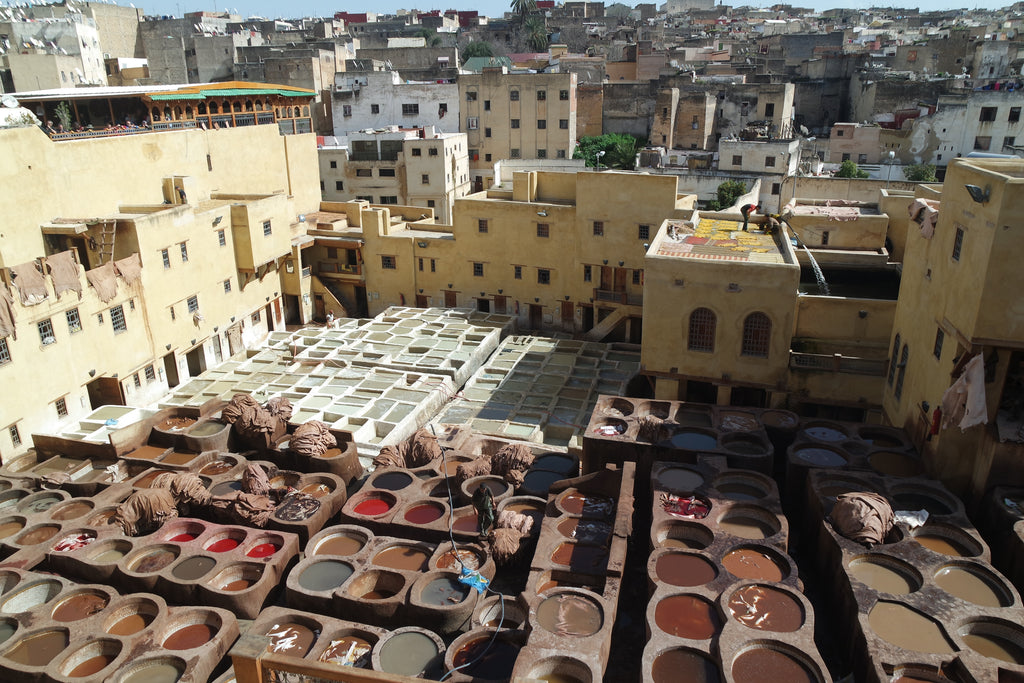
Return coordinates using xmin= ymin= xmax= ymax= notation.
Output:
xmin=333 ymin=70 xmax=459 ymax=138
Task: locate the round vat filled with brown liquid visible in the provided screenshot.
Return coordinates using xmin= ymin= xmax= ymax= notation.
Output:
xmin=717 ymin=505 xmax=781 ymax=540
xmin=848 ymin=555 xmax=923 ymax=595
xmin=51 ymin=589 xmax=111 ymax=622
xmin=209 ymin=562 xmax=264 ymax=592
xmin=433 ymin=543 xmax=487 ymax=574
xmin=312 ymin=527 xmax=370 ymax=557
xmin=0 ymin=516 xmax=26 ymax=541
xmin=49 ymin=500 xmax=94 ymax=522
xmin=934 ymin=563 xmax=1012 ymax=607
xmin=1 ymin=579 xmax=62 ymax=613
xmin=868 ymin=601 xmax=955 ymax=654
xmin=373 ymin=544 xmax=431 ymax=572
xmin=534 ymin=590 xmax=603 ymax=637
xmin=651 ymin=551 xmax=718 ymax=587
xmin=557 ymin=518 xmax=612 ymax=546
xmin=727 ymin=584 xmax=805 ymax=632
xmin=160 ymin=611 xmax=222 ymax=651
xmin=347 ymin=569 xmax=405 ymax=601
xmin=653 ymin=521 xmax=715 ymax=550
xmin=650 ymin=647 xmax=718 ymax=683
xmin=103 ymin=597 xmax=160 ymax=636
xmin=713 ymin=473 xmax=772 ymax=501
xmin=869 ymin=451 xmax=925 ymax=477
xmin=723 ymin=545 xmax=788 ymax=581
xmin=56 ymin=638 xmax=121 ymax=678
xmin=551 ymin=541 xmax=608 ymax=573
xmin=199 ymin=457 xmax=238 ymax=476
xmin=317 ymin=627 xmax=378 ymax=667
xmin=652 ymin=593 xmax=719 ymax=639
xmin=263 ymin=617 xmax=321 ymax=657
xmin=957 ymin=619 xmax=1024 ymax=665
xmin=732 ymin=643 xmax=823 ymax=683
xmin=498 ymin=496 xmax=547 ymax=530
xmin=112 ymin=655 xmax=185 ymax=683
xmin=15 ymin=524 xmax=60 ymax=546
xmin=910 ymin=524 xmax=983 ymax=558
xmin=3 ymin=628 xmax=69 ymax=667
xmin=556 ymin=490 xmax=615 ymax=519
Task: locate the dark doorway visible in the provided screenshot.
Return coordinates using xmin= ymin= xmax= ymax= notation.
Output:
xmin=685 ymin=380 xmax=718 ymax=403
xmin=213 ymin=334 xmax=223 ymax=364
xmin=581 ymin=304 xmax=594 ymax=332
xmin=529 ymin=304 xmax=543 ymax=329
xmin=477 ymin=298 xmax=490 ymax=312
xmin=314 ymin=294 xmax=325 ymax=321
xmin=273 ymin=298 xmax=281 ymax=328
xmin=355 ymin=287 xmax=369 ymax=317
xmin=284 ymin=295 xmax=301 ymax=325
xmin=86 ymin=376 xmax=124 ymax=409
xmin=561 ymin=301 xmax=574 ymax=331
xmin=730 ymin=386 xmax=767 ymax=408
xmin=444 ymin=291 xmax=457 ymax=307
xmin=494 ymin=295 xmax=507 ymax=314
xmin=162 ymin=352 xmax=180 ymax=388
xmin=185 ymin=346 xmax=207 ymax=377
xmin=415 ymin=294 xmax=429 ymax=307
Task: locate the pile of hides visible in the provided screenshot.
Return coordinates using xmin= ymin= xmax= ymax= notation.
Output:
xmin=110 ymin=488 xmax=178 ymax=536
xmin=113 ymin=253 xmax=143 ymax=285
xmin=290 ymin=420 xmax=336 ymax=457
xmin=489 ymin=443 xmax=534 ymax=488
xmin=85 ymin=261 xmax=118 ymax=303
xmin=489 ymin=527 xmax=529 ymax=567
xmin=372 ymin=429 xmax=442 ymax=469
xmin=10 ymin=260 xmax=48 ymax=306
xmin=831 ymin=492 xmax=894 ymax=547
xmin=149 ymin=472 xmax=212 ymax=509
xmin=211 ymin=492 xmax=277 ymax=528
xmin=497 ymin=508 xmax=534 ymax=535
xmin=241 ymin=463 xmax=271 ymax=497
xmin=222 ymin=394 xmax=290 ymax=449
xmin=455 ymin=457 xmax=492 ymax=486
xmin=45 ymin=250 xmax=82 ymax=299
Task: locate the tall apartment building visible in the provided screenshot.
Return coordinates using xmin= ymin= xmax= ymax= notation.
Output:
xmin=332 ymin=68 xmax=459 ymax=138
xmin=318 ymin=126 xmax=470 ymax=223
xmin=0 ymin=123 xmax=320 ymax=460
xmin=459 ymin=68 xmax=578 ymax=188
xmin=0 ymin=17 xmax=107 ymax=91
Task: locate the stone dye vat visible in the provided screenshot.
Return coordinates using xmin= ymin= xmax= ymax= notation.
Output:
xmin=641 ymin=460 xmax=830 ymax=682
xmin=806 ymin=469 xmax=1024 ymax=682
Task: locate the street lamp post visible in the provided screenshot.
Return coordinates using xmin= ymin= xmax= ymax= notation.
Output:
xmin=596 ymin=150 xmax=606 ymax=171
xmin=886 ymin=150 xmax=896 ymax=189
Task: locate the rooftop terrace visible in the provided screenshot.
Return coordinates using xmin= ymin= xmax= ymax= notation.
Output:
xmin=656 ymin=216 xmax=786 ymax=263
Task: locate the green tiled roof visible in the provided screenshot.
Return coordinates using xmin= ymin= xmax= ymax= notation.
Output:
xmin=149 ymin=88 xmax=312 ymax=101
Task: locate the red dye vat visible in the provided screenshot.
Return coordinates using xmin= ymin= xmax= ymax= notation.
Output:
xmin=207 ymin=539 xmax=240 ymax=553
xmin=354 ymin=499 xmax=392 ymax=516
xmin=247 ymin=543 xmax=280 ymax=558
xmin=404 ymin=504 xmax=443 ymax=524
xmin=169 ymin=534 xmax=196 ymax=542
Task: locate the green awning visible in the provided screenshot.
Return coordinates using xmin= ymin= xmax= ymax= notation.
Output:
xmin=148 ymin=88 xmax=312 ymax=101
xmin=149 ymin=93 xmax=206 ymax=100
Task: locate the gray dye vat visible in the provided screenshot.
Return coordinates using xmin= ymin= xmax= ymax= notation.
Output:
xmin=171 ymin=556 xmax=216 ymax=581
xmin=420 ymin=577 xmax=470 ymax=606
xmin=378 ymin=631 xmax=441 ymax=677
xmin=299 ymin=561 xmax=354 ymax=592
xmin=669 ymin=431 xmax=717 ymax=450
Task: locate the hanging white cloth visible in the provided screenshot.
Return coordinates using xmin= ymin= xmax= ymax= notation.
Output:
xmin=940 ymin=354 xmax=988 ymax=431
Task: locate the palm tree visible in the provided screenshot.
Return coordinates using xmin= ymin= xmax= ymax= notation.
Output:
xmin=511 ymin=0 xmax=538 ymax=25
xmin=524 ymin=16 xmax=547 ymax=52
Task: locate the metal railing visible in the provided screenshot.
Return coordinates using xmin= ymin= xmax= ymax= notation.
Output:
xmin=317 ymin=262 xmax=362 ymax=276
xmin=789 ymin=351 xmax=887 ymax=376
xmin=593 ymin=289 xmax=643 ymax=306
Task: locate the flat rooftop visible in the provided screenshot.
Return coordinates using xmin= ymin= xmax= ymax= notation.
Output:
xmin=656 ymin=217 xmax=785 ymax=263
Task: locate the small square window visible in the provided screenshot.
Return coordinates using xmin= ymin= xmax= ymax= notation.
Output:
xmin=514 ymin=265 xmax=522 ymax=279
xmin=537 ymin=90 xmax=546 ymax=100
xmin=187 ymin=295 xmax=199 ymax=314
xmin=421 ymin=174 xmax=430 ymax=184
xmin=478 ymin=219 xmax=489 ymax=233
xmin=485 ymin=127 xmax=492 ymax=138
xmin=593 ymin=221 xmax=604 ymax=236
xmin=180 ymin=242 xmax=188 ymax=262
xmin=330 ymin=160 xmax=337 ymax=169
xmin=161 ymin=249 xmax=170 ymax=269
xmin=9 ymin=424 xmax=20 ymax=447
xmin=379 ymin=196 xmax=398 ymax=205
xmin=467 ymin=116 xmax=479 ymax=130
xmin=473 ymin=262 xmax=484 ymax=277
xmin=638 ymin=224 xmax=650 ymax=240
xmin=263 ymin=220 xmax=272 ymax=236
xmin=537 ymin=119 xmax=546 ymax=129
xmin=133 ymin=373 xmax=141 ymax=389
xmin=429 ymin=148 xmax=438 ymax=156
xmin=557 ymin=150 xmax=566 ymax=159
xmin=559 ymin=90 xmax=569 ymax=100
xmin=1010 ymin=107 xmax=1021 ymax=123
xmin=427 ymin=200 xmax=435 ymax=207
xmin=511 ymin=119 xmax=520 ymax=129
xmin=510 ymin=90 xmax=520 ymax=101
xmin=511 ymin=148 xmax=521 ymax=159
xmin=223 ymin=278 xmax=232 ymax=293
xmin=980 ymin=106 xmax=998 ymax=122
xmin=466 ymin=91 xmax=477 ymax=101
xmin=381 ymin=255 xmax=397 ymax=269
xmin=217 ymin=229 xmax=226 ymax=246
xmin=411 ymin=148 xmax=422 ymax=156
xmin=38 ymin=318 xmax=55 ymax=345
xmin=371 ymin=104 xmax=380 ymax=114
xmin=66 ymin=308 xmax=82 ymax=334
xmin=402 ymin=103 xmax=419 ymax=115
xmin=484 ymin=100 xmax=491 ymax=111
xmin=974 ymin=136 xmax=992 ymax=151
xmin=537 ymin=149 xmax=547 ymax=158
xmin=732 ymin=155 xmax=742 ymax=165
xmin=356 ymin=169 xmax=373 ymax=177
xmin=251 ymin=311 xmax=261 ymax=324
xmin=583 ymin=265 xmax=592 ymax=282
xmin=110 ymin=304 xmax=126 ymax=333
xmin=0 ymin=338 xmax=10 ymax=365
xmin=933 ymin=327 xmax=944 ymax=360
xmin=765 ymin=156 xmax=776 ymax=168
xmin=145 ymin=365 xmax=156 ymax=382
xmin=342 ymin=105 xmax=352 ymax=117
xmin=537 ymin=223 xmax=550 ymax=238
xmin=485 ymin=154 xmax=492 ymax=162
xmin=559 ymin=119 xmax=568 ymax=129
xmin=771 ymin=183 xmax=781 ymax=195
xmin=537 ymin=269 xmax=551 ymax=284
xmin=379 ymin=168 xmax=396 ymax=177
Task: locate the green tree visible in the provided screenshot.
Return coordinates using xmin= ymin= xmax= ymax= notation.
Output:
xmin=706 ymin=179 xmax=748 ymax=210
xmin=461 ymin=41 xmax=494 ymax=63
xmin=903 ymin=163 xmax=937 ymax=182
xmin=836 ymin=159 xmax=870 ymax=179
xmin=54 ymin=101 xmax=72 ymax=131
xmin=572 ymin=134 xmax=647 ymax=169
xmin=415 ymin=27 xmax=442 ymax=47
xmin=511 ymin=0 xmax=538 ymax=24
xmin=523 ymin=16 xmax=548 ymax=52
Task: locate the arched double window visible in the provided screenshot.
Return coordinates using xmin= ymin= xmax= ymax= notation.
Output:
xmin=741 ymin=312 xmax=772 ymax=357
xmin=895 ymin=344 xmax=909 ymax=400
xmin=688 ymin=308 xmax=717 ymax=352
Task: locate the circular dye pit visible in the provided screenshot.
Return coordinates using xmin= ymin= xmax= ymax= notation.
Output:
xmin=134 ymin=471 xmax=176 ymax=488
xmin=961 ymin=631 xmax=1024 ymax=664
xmin=404 ymin=503 xmax=444 ymax=525
xmin=162 ymin=623 xmax=216 ymax=650
xmin=669 ymin=430 xmax=717 ymax=451
xmin=247 ymin=543 xmax=280 ymax=558
xmin=551 ymin=543 xmax=608 ymax=572
xmin=522 ymin=469 xmax=566 ymax=495
xmin=209 ymin=481 xmax=243 ymax=496
xmin=869 ymin=452 xmax=924 ymax=477
xmin=419 ymin=576 xmax=471 ymax=606
xmin=658 ymin=524 xmax=713 ymax=550
xmin=19 ymin=493 xmax=63 ymax=515
xmin=0 ymin=620 xmax=16 ymax=647
xmin=319 ymin=447 xmax=345 ymax=459
xmin=722 ymin=436 xmax=768 ymax=455
xmin=4 ymin=629 xmax=68 ymax=666
xmin=319 ymin=634 xmax=373 ymax=667
xmin=719 ymin=411 xmax=760 ymax=432
xmin=264 ymin=621 xmax=317 ymax=656
xmin=50 ymin=501 xmax=92 ymax=521
xmin=453 ymin=511 xmax=479 ymax=533
xmin=723 ymin=548 xmax=784 ymax=581
xmin=199 ymin=459 xmax=235 ymax=476
xmin=868 ymin=601 xmax=955 ymax=653
xmin=858 ymin=428 xmax=906 ymax=447
xmin=794 ymin=447 xmax=847 ymax=467
xmin=651 ymin=649 xmax=719 ymax=683
xmin=298 ymin=561 xmax=353 ymax=592
xmin=377 ymin=631 xmax=441 ymax=678
xmin=533 ymin=454 xmax=576 ymax=475
xmin=557 ymin=518 xmax=612 ymax=545
xmin=934 ymin=566 xmax=1008 ymax=607
xmin=452 ymin=635 xmax=520 ymax=680
xmin=64 ymin=647 xmax=118 ymax=678
xmin=849 ymin=557 xmax=920 ymax=595
xmin=435 ymin=549 xmax=482 ymax=572
xmin=502 ymin=500 xmax=546 ymax=529
xmin=128 ymin=547 xmax=179 ymax=574
xmin=372 ymin=471 xmax=414 ymax=491
xmin=558 ymin=492 xmax=614 ymax=519
xmin=52 ymin=591 xmax=109 ymax=622
xmin=171 ymin=556 xmax=217 ymax=581
xmin=654 ymin=594 xmax=719 ymax=639
xmin=718 ymin=513 xmax=777 ymax=540
xmin=1 ymin=580 xmax=61 ymax=613
xmin=654 ymin=553 xmax=717 ymax=587
xmin=802 ymin=424 xmax=846 ymax=442
xmin=657 ymin=468 xmax=704 ymax=492
xmin=16 ymin=525 xmax=59 ymax=546
xmin=894 ymin=492 xmax=953 ymax=516
xmin=728 ymin=585 xmax=804 ymax=632
xmin=156 ymin=416 xmax=196 ymax=431
xmin=732 ymin=647 xmax=818 ymax=683
xmin=206 ymin=538 xmax=240 ymax=553
xmin=299 ymin=483 xmax=333 ymax=499
xmin=167 ymin=533 xmax=196 ymax=543
xmin=118 ymin=659 xmax=184 ymax=683
xmin=314 ymin=534 xmax=365 ymax=557
xmin=714 ymin=478 xmax=768 ymax=501
xmin=0 ymin=519 xmax=25 ymax=540
xmin=374 ymin=546 xmax=430 ymax=571
xmin=912 ymin=531 xmax=976 ymax=557
xmin=536 ymin=593 xmax=602 ymax=637
xmin=107 ymin=609 xmax=156 ymax=636
xmin=353 ymin=496 xmax=394 ymax=517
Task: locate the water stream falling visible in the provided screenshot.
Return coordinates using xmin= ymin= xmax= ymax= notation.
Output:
xmin=802 ymin=245 xmax=830 ymax=296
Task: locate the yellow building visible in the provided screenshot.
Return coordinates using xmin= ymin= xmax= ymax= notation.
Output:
xmin=883 ymin=158 xmax=1024 ymax=502
xmin=459 ymin=68 xmax=578 ymax=189
xmin=0 ymin=122 xmax=320 ymax=461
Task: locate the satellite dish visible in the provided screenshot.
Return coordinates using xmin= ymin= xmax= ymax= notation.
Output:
xmin=1 ymin=94 xmax=19 ymax=109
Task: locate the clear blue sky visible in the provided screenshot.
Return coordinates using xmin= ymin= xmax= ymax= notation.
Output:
xmin=137 ymin=0 xmax=1014 ymax=20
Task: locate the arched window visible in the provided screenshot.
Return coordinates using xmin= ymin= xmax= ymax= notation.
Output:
xmin=741 ymin=312 xmax=771 ymax=357
xmin=688 ymin=308 xmax=717 ymax=352
xmin=245 ymin=99 xmax=253 ymax=112
xmin=197 ymin=102 xmax=207 ymax=115
xmin=232 ymin=101 xmax=242 ymax=113
xmin=303 ymin=105 xmax=310 ymax=117
xmin=887 ymin=334 xmax=900 ymax=386
xmin=895 ymin=344 xmax=909 ymax=400
xmin=209 ymin=101 xmax=219 ymax=114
